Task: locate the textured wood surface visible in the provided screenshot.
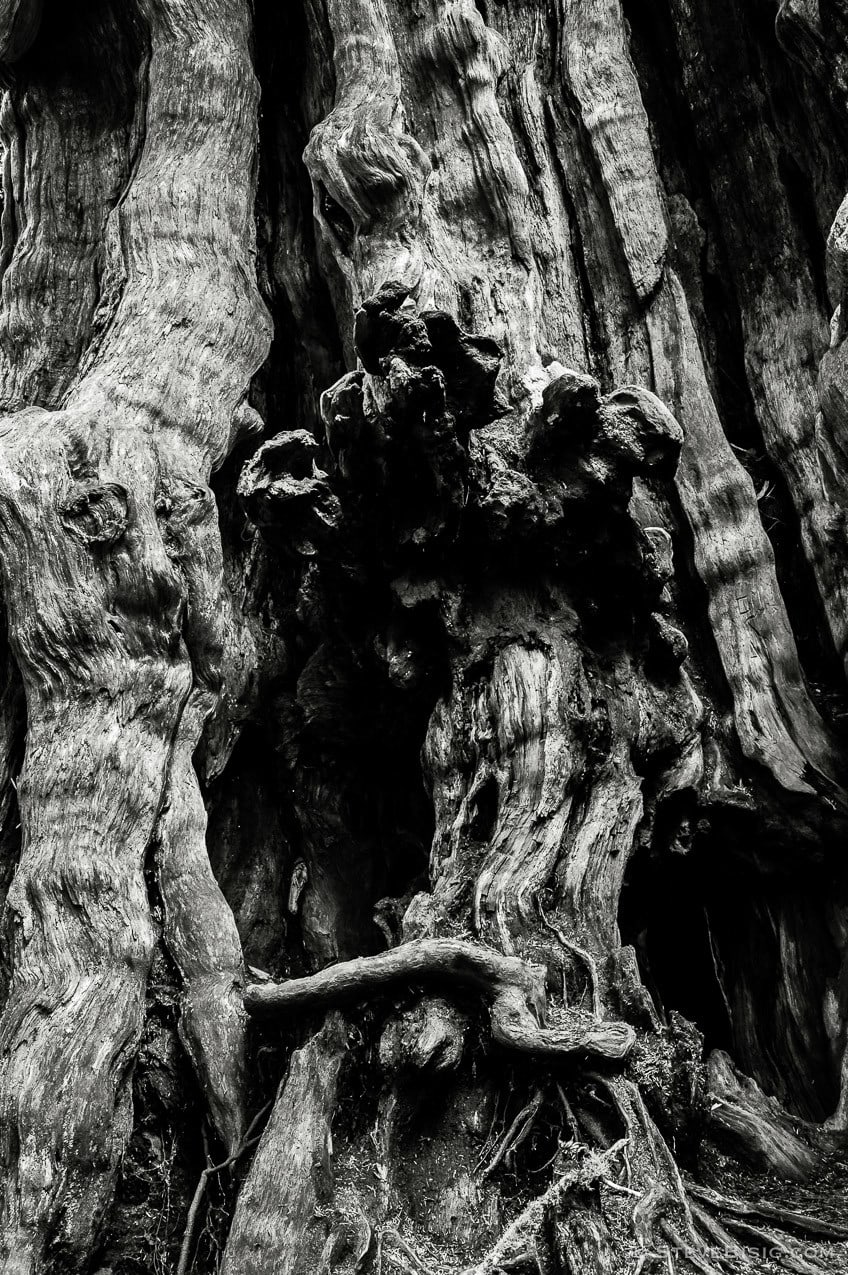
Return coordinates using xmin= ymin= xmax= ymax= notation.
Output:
xmin=0 ymin=0 xmax=269 ymax=1266
xmin=0 ymin=0 xmax=848 ymax=1271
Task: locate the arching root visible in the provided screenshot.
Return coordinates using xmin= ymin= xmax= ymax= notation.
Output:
xmin=244 ymin=938 xmax=635 ymax=1061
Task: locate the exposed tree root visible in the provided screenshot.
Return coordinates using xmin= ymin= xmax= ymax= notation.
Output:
xmin=656 ymin=1220 xmax=725 ymax=1275
xmin=539 ymin=906 xmax=603 ymax=1017
xmin=718 ymin=1218 xmax=826 ymax=1275
xmin=686 ymin=1182 xmax=848 ymax=1242
xmin=460 ymin=1139 xmax=629 ymax=1275
xmin=685 ymin=1180 xmax=846 ymax=1275
xmin=245 ymin=939 xmax=635 ymax=1061
xmin=176 ymin=1101 xmax=271 ymax=1275
xmin=706 ymin=1051 xmax=819 ymax=1181
xmin=221 ymin=1013 xmax=348 ymax=1275
xmin=482 ymin=1088 xmax=544 ymax=1178
xmin=231 ymin=997 xmax=847 ymax=1275
xmin=588 ymin=1076 xmax=742 ymax=1274
xmin=689 ymin=1200 xmax=754 ymax=1269
xmin=380 ymin=1228 xmax=437 ymax=1275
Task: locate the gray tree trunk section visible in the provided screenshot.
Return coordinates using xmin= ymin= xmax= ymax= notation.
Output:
xmin=0 ymin=0 xmax=847 ymax=1272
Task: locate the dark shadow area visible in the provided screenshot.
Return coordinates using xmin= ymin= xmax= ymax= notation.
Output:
xmin=620 ymin=819 xmax=844 ymax=1120
xmin=619 ymin=837 xmax=734 ymax=1056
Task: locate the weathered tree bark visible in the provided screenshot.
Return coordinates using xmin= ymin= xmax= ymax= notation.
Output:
xmin=0 ymin=1 xmax=270 ymax=1268
xmin=1 ymin=0 xmax=848 ymax=1272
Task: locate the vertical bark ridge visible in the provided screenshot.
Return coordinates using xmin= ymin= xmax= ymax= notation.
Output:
xmin=156 ymin=690 xmax=248 ymax=1156
xmin=303 ymin=0 xmax=587 ymax=392
xmin=649 ymin=272 xmax=845 ymax=801
xmin=653 ymin=0 xmax=848 ymax=688
xmin=422 ymin=634 xmax=651 ymax=971
xmin=303 ymin=0 xmax=431 ymax=349
xmin=561 ymin=0 xmax=667 ymax=304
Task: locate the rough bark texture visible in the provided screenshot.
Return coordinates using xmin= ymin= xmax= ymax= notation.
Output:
xmin=1 ymin=1 xmax=848 ymax=1273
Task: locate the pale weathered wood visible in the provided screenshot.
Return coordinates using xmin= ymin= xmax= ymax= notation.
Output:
xmin=0 ymin=0 xmax=270 ymax=1267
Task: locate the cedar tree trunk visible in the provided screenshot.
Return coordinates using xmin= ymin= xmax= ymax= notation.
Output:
xmin=1 ymin=1 xmax=848 ymax=1273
